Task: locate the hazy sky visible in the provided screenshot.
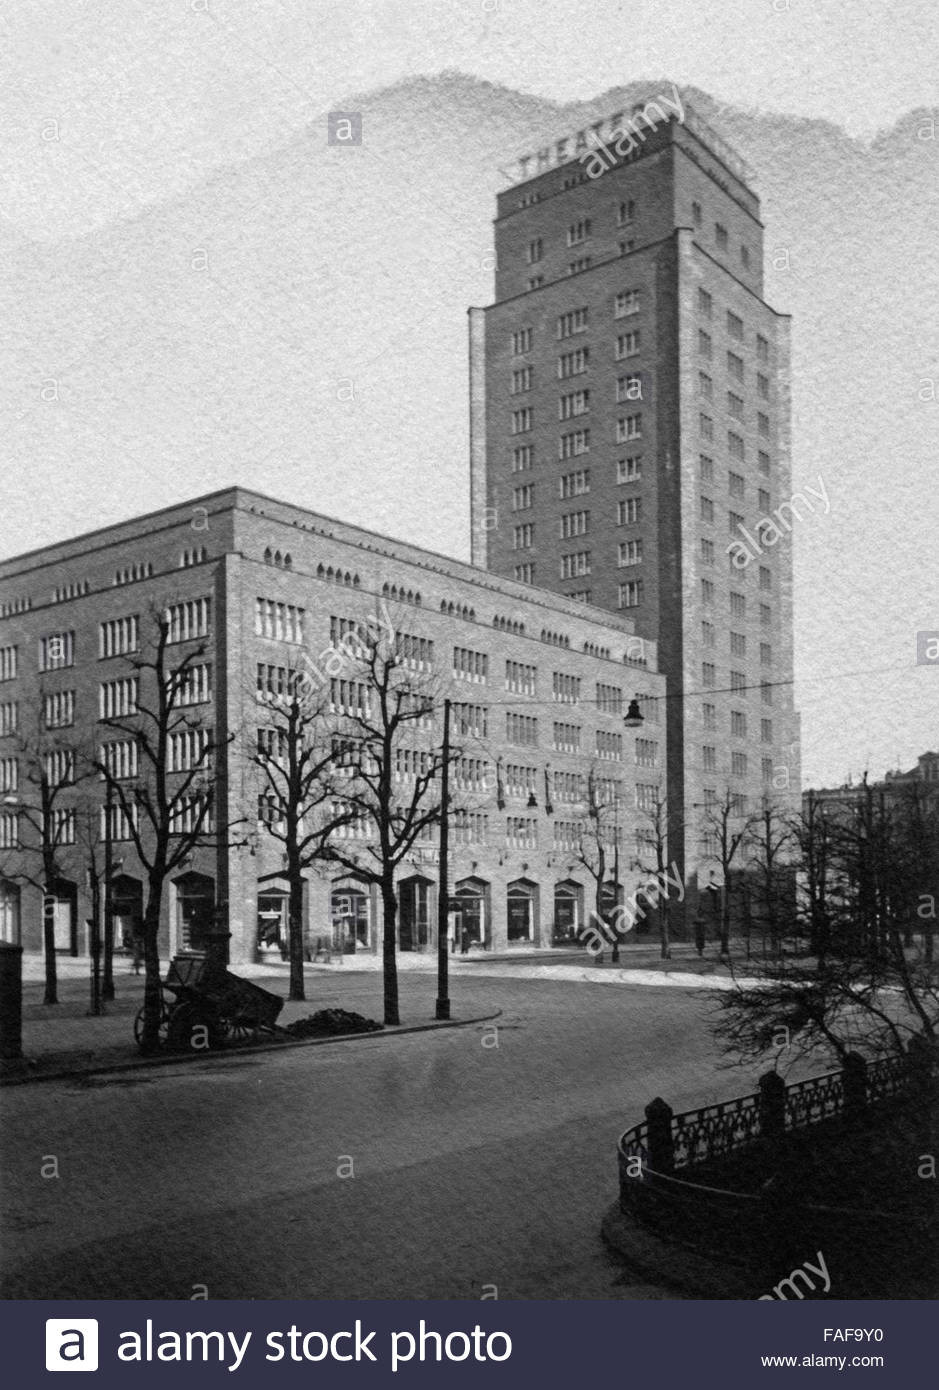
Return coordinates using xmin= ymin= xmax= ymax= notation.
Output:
xmin=1 ymin=0 xmax=937 ymax=241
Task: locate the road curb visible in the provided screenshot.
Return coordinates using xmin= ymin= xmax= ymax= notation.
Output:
xmin=0 ymin=1008 xmax=504 ymax=1088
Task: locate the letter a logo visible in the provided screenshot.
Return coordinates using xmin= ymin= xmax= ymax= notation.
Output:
xmin=46 ymin=1319 xmax=99 ymax=1371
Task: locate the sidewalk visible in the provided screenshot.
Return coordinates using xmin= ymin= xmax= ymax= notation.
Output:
xmin=2 ymin=962 xmax=503 ymax=1086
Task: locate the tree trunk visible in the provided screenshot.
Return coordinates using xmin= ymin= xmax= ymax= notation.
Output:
xmin=42 ymin=886 xmax=58 ymax=1005
xmin=659 ymin=901 xmax=671 ymax=959
xmin=381 ymin=878 xmax=399 ymax=1026
xmin=287 ymin=868 xmax=305 ymax=1002
xmin=138 ymin=894 xmax=164 ymax=1055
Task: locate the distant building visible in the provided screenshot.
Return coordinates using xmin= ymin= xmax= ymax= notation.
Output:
xmin=470 ymin=98 xmax=801 ymax=915
xmin=0 ymin=488 xmax=665 ymax=963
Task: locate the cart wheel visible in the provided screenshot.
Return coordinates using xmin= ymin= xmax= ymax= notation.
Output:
xmin=134 ymin=1000 xmax=171 ymax=1049
xmin=165 ymin=1002 xmax=224 ymax=1052
xmin=223 ymin=1015 xmax=259 ymax=1045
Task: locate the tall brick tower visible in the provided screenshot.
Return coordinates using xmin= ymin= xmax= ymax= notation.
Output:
xmin=469 ymin=99 xmax=801 ymax=918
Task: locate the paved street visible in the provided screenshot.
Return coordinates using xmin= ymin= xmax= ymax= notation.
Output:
xmin=1 ymin=972 xmax=754 ymax=1300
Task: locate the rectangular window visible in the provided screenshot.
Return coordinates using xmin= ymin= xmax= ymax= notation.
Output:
xmin=510 ymin=407 xmax=533 ymax=434
xmin=729 ymin=511 xmax=745 ymax=533
xmin=559 ymin=389 xmax=590 ymax=419
xmin=698 ymin=329 xmax=712 ymax=358
xmin=99 ymin=677 xmax=138 ymax=719
xmin=757 ymin=372 xmax=770 ymax=401
xmin=692 ymin=200 xmax=702 ymax=226
xmin=559 ymin=510 xmax=589 ymax=538
xmin=727 ymin=350 xmax=744 ymax=383
xmin=731 ymin=751 xmax=748 ymax=778
xmin=0 ymin=756 xmax=16 ymax=793
xmin=567 ymin=256 xmax=592 ymax=275
xmin=730 ymin=670 xmax=747 ymax=692
xmin=761 ymin=718 xmax=773 ymax=743
xmin=526 ymin=238 xmax=543 ymax=263
xmin=758 ymin=412 xmax=770 ymax=437
xmin=700 ymin=497 xmax=714 ymax=524
xmin=174 ymin=662 xmax=212 ymax=707
xmin=698 ymin=288 xmax=713 ymax=319
xmin=758 ymin=488 xmax=771 ymax=512
xmin=99 ymin=615 xmax=139 ymax=659
xmin=614 ymin=330 xmax=640 ymax=359
xmin=703 ymin=702 xmax=717 ymax=731
xmin=453 ymin=647 xmax=489 ymax=683
xmin=557 ymin=308 xmax=589 ymax=339
xmin=552 ymin=672 xmax=581 ymax=704
xmin=553 ymin=721 xmax=581 ymax=754
xmin=513 ymin=563 xmax=534 ymax=583
xmin=699 ymin=454 xmax=714 ymax=484
xmin=511 ymin=366 xmax=532 ymax=394
xmin=760 ymin=642 xmax=773 ymax=667
xmin=761 ymin=680 xmax=773 ymax=705
xmin=760 ymin=602 xmax=771 ymax=627
xmin=559 ymin=469 xmax=590 ymax=497
xmin=254 ymin=598 xmax=304 ymax=644
xmin=730 ymin=591 xmax=746 ymax=619
xmin=511 ymin=327 xmax=532 ymax=355
xmin=702 ymin=621 xmax=715 ymax=647
xmin=618 ymin=580 xmax=643 ymax=609
xmin=616 ymin=374 xmax=643 ymax=404
xmin=512 ymin=445 xmax=534 ymax=472
xmin=559 ymin=428 xmax=591 ymax=459
xmin=512 ymin=484 xmax=534 ymax=511
xmin=618 ymin=497 xmax=641 ymax=525
xmin=0 ymin=646 xmax=17 ymax=682
xmin=513 ymin=524 xmax=534 ymax=550
xmin=702 ymin=662 xmax=716 ymax=688
xmin=728 ymin=431 xmax=745 ymax=461
xmin=715 ymin=222 xmax=728 ymax=249
xmin=762 ymin=757 xmax=774 ymax=783
xmin=39 ymin=631 xmax=75 ymax=671
xmin=727 ymin=310 xmax=744 ymax=340
xmin=729 ymin=471 xmax=745 ymax=499
xmin=394 ymin=633 xmax=435 ymax=671
xmin=698 ymin=371 xmax=713 ymax=400
xmin=167 ymin=728 xmax=211 ymax=773
xmin=506 ymin=712 xmax=538 ymax=746
xmin=506 ymin=817 xmax=538 ymax=850
xmin=635 ymin=738 xmax=658 ymax=768
xmin=43 ymin=749 xmax=75 ymax=786
xmin=614 ymin=289 xmax=640 ymax=317
xmin=702 ymin=745 xmax=717 ymax=772
xmin=616 ymin=414 xmax=642 ymax=442
xmin=560 ymin=551 xmax=591 ymax=578
xmin=452 ymin=703 xmax=488 ymax=738
xmin=166 ymin=598 xmax=210 ymax=644
xmin=741 ymin=244 xmax=751 ymax=269
xmin=617 ymin=200 xmax=636 ymax=226
xmin=758 ymin=449 xmax=771 ymax=476
xmin=700 ymin=538 xmax=715 ymax=565
xmin=699 ymin=413 xmax=713 ymax=440
xmin=617 ymin=539 xmax=642 ymax=567
xmin=169 ymin=794 xmax=212 ymax=837
xmin=44 ymin=690 xmax=76 ymax=728
xmin=701 ymin=578 xmax=714 ymax=607
xmin=558 ymin=347 xmax=589 ymax=379
xmin=756 ymin=334 xmax=769 ymax=363
xmin=101 ymin=737 xmax=139 ymax=780
xmin=727 ymin=391 xmax=744 ymax=420
xmin=760 ymin=566 xmax=772 ymax=592
xmin=731 ymin=710 xmax=747 ymax=738
xmin=567 ymin=219 xmax=592 ymax=245
xmin=527 ymin=275 xmax=544 ymax=290
xmin=505 ymin=660 xmax=537 ymax=695
xmin=596 ymin=683 xmax=623 ymax=714
xmin=617 ymin=455 xmax=642 ymax=483
xmin=52 ymin=807 xmax=76 ymax=846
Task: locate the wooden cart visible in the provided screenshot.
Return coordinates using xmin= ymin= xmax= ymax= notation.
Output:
xmin=134 ymin=954 xmax=285 ymax=1051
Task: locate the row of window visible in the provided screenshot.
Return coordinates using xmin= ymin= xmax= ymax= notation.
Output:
xmin=0 ymin=796 xmax=210 ymax=848
xmin=697 ymin=289 xmax=770 ymax=361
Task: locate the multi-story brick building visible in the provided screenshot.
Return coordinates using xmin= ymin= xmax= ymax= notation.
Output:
xmin=0 ymin=487 xmax=664 ymax=963
xmin=469 ymin=99 xmax=801 ymax=916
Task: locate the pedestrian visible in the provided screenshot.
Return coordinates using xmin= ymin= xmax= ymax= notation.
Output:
xmin=694 ymin=914 xmax=706 ymax=958
xmin=460 ymin=926 xmax=470 ymax=955
xmin=131 ymin=930 xmax=143 ymax=975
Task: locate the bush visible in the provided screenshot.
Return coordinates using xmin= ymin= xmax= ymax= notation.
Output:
xmin=284 ymin=1009 xmax=383 ymax=1038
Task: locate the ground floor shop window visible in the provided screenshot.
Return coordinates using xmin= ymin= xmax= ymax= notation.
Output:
xmin=0 ymin=879 xmax=20 ymax=944
xmin=553 ymin=881 xmax=583 ymax=945
xmin=330 ymin=887 xmax=370 ymax=951
xmin=257 ymin=892 xmax=288 ymax=958
xmin=507 ymin=881 xmax=537 ymax=943
xmin=451 ymin=880 xmax=487 ymax=950
xmin=175 ymin=872 xmax=215 ymax=952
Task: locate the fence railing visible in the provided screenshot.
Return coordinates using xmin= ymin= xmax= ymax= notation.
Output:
xmin=619 ymin=1036 xmax=936 ymax=1202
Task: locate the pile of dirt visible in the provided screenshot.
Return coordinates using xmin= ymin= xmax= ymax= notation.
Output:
xmin=284 ymin=1009 xmax=383 ymax=1038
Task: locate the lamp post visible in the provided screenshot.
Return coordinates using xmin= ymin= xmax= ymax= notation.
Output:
xmin=435 ymin=697 xmax=451 ymax=1020
xmin=103 ymin=780 xmax=115 ymax=1001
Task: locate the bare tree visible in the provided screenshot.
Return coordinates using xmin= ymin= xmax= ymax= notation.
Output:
xmin=2 ymin=701 xmax=89 ymax=1004
xmin=572 ymin=766 xmax=621 ymax=954
xmin=250 ymin=667 xmax=355 ymax=1002
xmin=95 ymin=609 xmax=232 ymax=1053
xmin=324 ymin=618 xmax=453 ymax=1025
xmin=699 ymin=788 xmax=755 ymax=956
xmin=635 ymin=785 xmax=676 ymax=960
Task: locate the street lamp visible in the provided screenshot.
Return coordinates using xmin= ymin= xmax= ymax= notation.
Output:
xmin=623 ymin=695 xmax=644 ymax=729
xmin=435 ymin=697 xmax=451 ymax=1020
